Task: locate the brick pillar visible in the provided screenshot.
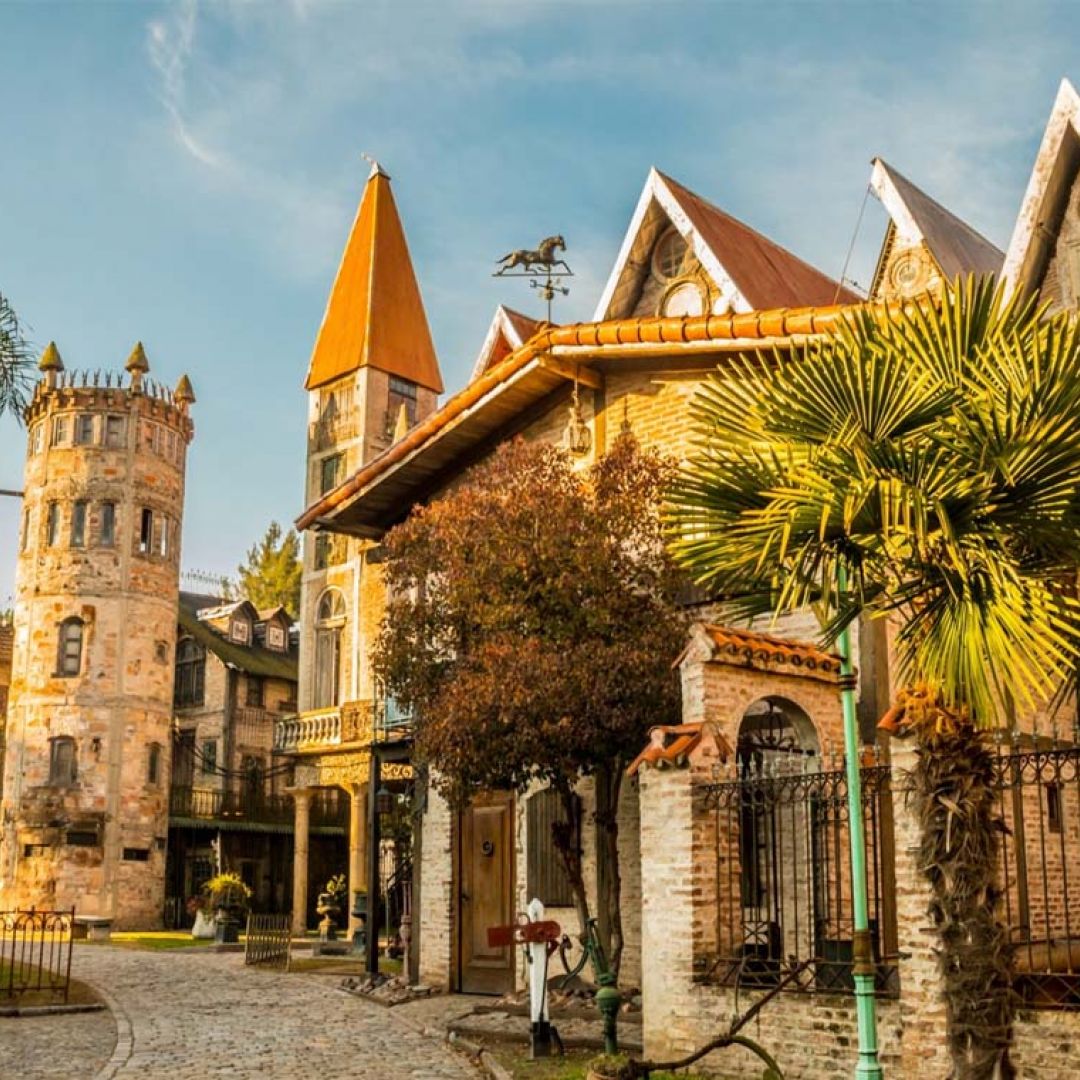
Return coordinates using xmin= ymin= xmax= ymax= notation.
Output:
xmin=291 ymin=788 xmax=312 ymax=936
xmin=418 ymin=781 xmax=455 ymax=989
xmin=891 ymin=738 xmax=949 ymax=1077
xmin=348 ymin=782 xmax=368 ymax=939
xmin=638 ymin=762 xmax=697 ymax=1061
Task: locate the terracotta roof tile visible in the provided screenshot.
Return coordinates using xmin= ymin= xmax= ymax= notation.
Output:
xmin=702 ymin=624 xmax=842 ymax=681
xmin=297 ymin=297 xmax=891 ymax=531
xmin=627 ymin=722 xmax=733 ymax=775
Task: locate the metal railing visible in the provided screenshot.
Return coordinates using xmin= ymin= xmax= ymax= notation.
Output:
xmin=169 ymin=786 xmax=348 ymax=830
xmin=994 ymin=744 xmax=1080 ymax=1009
xmin=245 ymin=913 xmax=291 ymax=971
xmin=698 ymin=762 xmax=898 ymax=997
xmin=1 ymin=908 xmax=75 ymax=1002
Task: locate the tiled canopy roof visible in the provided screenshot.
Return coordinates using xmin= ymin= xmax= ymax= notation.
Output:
xmin=296 ymin=298 xmax=882 ymax=531
xmin=702 ymin=624 xmax=842 ymax=678
xmin=627 ymin=722 xmax=733 ymax=775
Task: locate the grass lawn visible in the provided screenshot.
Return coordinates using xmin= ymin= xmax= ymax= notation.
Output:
xmin=487 ymin=1044 xmax=716 ymax=1079
xmin=78 ymin=931 xmax=217 ymax=951
xmin=0 ymin=959 xmax=102 ymax=1008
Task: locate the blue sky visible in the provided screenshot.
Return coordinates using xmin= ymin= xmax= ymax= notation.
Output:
xmin=0 ymin=0 xmax=1076 ymax=601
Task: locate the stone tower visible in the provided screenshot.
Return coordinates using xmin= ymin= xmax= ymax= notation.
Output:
xmin=299 ymin=161 xmax=442 ymax=712
xmin=0 ymin=343 xmax=195 ymax=928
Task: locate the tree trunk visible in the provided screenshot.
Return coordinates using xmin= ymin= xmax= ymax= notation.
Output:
xmin=594 ymin=759 xmax=624 ymax=981
xmin=552 ymin=780 xmax=592 ymax=945
xmin=913 ymin=718 xmax=1015 ymax=1080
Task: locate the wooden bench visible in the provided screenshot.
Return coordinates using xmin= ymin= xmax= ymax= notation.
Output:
xmin=72 ymin=916 xmax=113 ymax=942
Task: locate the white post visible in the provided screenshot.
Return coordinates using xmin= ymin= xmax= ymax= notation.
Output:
xmin=526 ymin=897 xmax=553 ymax=1058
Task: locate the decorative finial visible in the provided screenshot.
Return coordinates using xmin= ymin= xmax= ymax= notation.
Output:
xmin=125 ymin=341 xmax=149 ymax=392
xmin=174 ymin=374 xmax=196 ymax=406
xmin=38 ymin=342 xmax=64 ymax=388
xmin=361 ymin=153 xmax=390 ymax=180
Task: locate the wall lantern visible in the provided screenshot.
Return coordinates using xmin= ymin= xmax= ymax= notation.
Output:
xmin=376 ymin=783 xmax=394 ymax=817
xmin=562 ymin=374 xmax=591 ymax=456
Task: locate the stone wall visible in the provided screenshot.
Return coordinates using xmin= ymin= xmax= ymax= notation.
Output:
xmin=0 ymin=366 xmax=193 ymax=928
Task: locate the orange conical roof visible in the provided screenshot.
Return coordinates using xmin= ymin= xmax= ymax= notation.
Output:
xmin=305 ymin=162 xmax=443 ymax=393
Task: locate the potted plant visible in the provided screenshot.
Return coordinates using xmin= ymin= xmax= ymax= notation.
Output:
xmin=316 ymin=872 xmax=347 ymax=941
xmin=203 ymin=872 xmax=252 ymax=944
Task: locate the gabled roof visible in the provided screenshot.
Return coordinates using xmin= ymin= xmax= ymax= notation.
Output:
xmin=870 ymin=159 xmax=1004 ymax=282
xmin=470 ymin=306 xmax=546 ymax=382
xmin=305 ymin=161 xmax=443 ymax=394
xmin=1003 ymin=79 xmax=1080 ymax=301
xmin=295 ymin=299 xmax=889 ymax=536
xmin=178 ymin=605 xmax=298 ymax=683
xmin=595 ymin=168 xmax=857 ymax=321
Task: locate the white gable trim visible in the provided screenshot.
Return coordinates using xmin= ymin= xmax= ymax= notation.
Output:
xmin=869 ymin=158 xmax=924 ymax=247
xmin=1002 ymin=79 xmax=1080 ymax=299
xmin=592 ymin=167 xmax=752 ymax=322
xmin=470 ymin=306 xmax=527 ymax=383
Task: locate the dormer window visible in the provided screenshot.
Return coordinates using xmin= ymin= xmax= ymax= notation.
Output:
xmin=266 ymin=623 xmax=286 ymax=651
xmin=230 ymin=617 xmax=252 ymax=645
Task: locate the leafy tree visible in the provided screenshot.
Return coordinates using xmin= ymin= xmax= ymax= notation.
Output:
xmin=236 ymin=522 xmax=302 ymax=616
xmin=666 ymin=277 xmax=1080 ymax=1080
xmin=0 ymin=293 xmax=33 ymax=422
xmin=373 ymin=435 xmax=686 ymax=977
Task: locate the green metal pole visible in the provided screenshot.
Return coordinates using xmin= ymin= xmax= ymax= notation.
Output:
xmin=836 ymin=563 xmax=884 ymax=1079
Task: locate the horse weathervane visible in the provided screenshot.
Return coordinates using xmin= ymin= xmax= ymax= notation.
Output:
xmin=494 ymin=235 xmax=573 ymax=321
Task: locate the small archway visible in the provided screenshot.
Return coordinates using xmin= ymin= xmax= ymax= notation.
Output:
xmin=736 ymin=695 xmax=819 ymax=775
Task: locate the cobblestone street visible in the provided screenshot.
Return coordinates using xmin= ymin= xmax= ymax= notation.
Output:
xmin=1 ymin=945 xmax=480 ymax=1080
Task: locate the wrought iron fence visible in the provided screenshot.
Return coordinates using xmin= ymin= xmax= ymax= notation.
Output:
xmin=993 ymin=744 xmax=1080 ymax=1009
xmin=0 ymin=908 xmax=75 ymax=1002
xmin=169 ymin=786 xmax=348 ymax=830
xmin=244 ymin=913 xmax=291 ymax=971
xmin=697 ymin=763 xmax=898 ymax=997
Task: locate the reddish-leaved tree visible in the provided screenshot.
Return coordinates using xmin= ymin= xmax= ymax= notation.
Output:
xmin=373 ymin=434 xmax=685 ymax=977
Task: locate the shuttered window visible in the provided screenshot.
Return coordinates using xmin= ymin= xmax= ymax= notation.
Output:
xmin=526 ymin=788 xmax=578 ymax=907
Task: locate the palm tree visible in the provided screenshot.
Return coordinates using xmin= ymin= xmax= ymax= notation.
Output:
xmin=666 ymin=277 xmax=1080 ymax=1080
xmin=0 ymin=291 xmax=33 ymax=421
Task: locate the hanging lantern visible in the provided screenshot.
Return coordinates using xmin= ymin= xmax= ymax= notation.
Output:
xmin=563 ymin=375 xmax=591 ymax=456
xmin=376 ymin=783 xmax=394 ymax=817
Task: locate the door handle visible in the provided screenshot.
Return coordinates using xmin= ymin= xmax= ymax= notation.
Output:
xmin=461 ymin=891 xmax=470 ymax=902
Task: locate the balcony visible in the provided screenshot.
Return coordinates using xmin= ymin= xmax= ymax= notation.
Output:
xmin=273 ymin=699 xmax=411 ymax=755
xmin=169 ymin=786 xmax=348 ymax=831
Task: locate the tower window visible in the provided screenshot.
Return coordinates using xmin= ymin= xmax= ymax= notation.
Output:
xmin=52 ymin=415 xmax=69 ymax=446
xmin=313 ymin=589 xmax=345 ymax=710
xmin=320 ymin=453 xmax=344 ymax=496
xmin=200 ymin=739 xmax=217 ymax=775
xmin=46 ymin=502 xmax=60 ymax=547
xmin=147 ymin=743 xmax=162 ymax=786
xmin=139 ymin=508 xmax=153 ymax=554
xmin=155 ymin=515 xmax=170 ymax=557
xmin=48 ymin=736 xmax=77 ymax=785
xmin=70 ymin=501 xmax=87 ymax=547
xmin=387 ymin=377 xmax=418 ymax=433
xmin=29 ymin=424 xmax=43 ymax=455
xmin=100 ymin=502 xmax=116 ymax=547
xmin=56 ymin=617 xmax=84 ymax=677
xmin=174 ymin=638 xmax=205 ymax=707
xmin=74 ymin=414 xmax=95 ymax=446
xmin=20 ymin=507 xmax=31 ymax=552
xmin=105 ymin=415 xmax=125 ymax=448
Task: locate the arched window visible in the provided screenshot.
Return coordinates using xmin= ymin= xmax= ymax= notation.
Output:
xmin=56 ymin=617 xmax=84 ymax=677
xmin=174 ymin=638 xmax=205 ymax=707
xmin=49 ymin=736 xmax=77 ymax=785
xmin=147 ymin=742 xmax=162 ymax=786
xmin=313 ymin=589 xmax=345 ymax=709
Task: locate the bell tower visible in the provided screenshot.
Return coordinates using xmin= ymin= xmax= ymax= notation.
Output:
xmin=0 ymin=343 xmax=195 ymax=928
xmin=299 ymin=161 xmax=442 ymax=712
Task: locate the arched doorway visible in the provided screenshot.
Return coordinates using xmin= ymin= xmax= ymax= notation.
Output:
xmin=735 ymin=697 xmax=819 ymax=985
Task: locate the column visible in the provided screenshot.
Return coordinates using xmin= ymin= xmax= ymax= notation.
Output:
xmin=291 ymin=788 xmax=312 ymax=937
xmin=348 ymin=782 xmax=368 ymax=939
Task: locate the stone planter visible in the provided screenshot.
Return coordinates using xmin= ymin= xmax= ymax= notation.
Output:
xmin=316 ymin=892 xmax=341 ymax=942
xmin=214 ymin=908 xmax=242 ymax=944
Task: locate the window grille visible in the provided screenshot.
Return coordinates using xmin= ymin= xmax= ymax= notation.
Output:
xmin=56 ymin=618 xmax=84 ymax=677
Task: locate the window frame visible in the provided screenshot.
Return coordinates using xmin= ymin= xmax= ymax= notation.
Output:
xmin=56 ymin=617 xmax=84 ymax=678
xmin=100 ymin=502 xmax=116 ymax=548
xmin=74 ymin=414 xmax=95 ymax=446
xmin=70 ymin=501 xmax=87 ymax=547
xmin=174 ymin=637 xmax=206 ymax=708
xmin=48 ymin=736 xmax=77 ymax=786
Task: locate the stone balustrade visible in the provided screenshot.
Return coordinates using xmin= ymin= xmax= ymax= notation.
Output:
xmin=274 ymin=708 xmax=342 ymax=752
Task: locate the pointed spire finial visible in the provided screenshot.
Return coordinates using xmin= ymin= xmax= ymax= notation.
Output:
xmin=125 ymin=341 xmax=150 ymax=375
xmin=392 ymin=400 xmax=410 ymax=441
xmin=38 ymin=342 xmax=64 ymax=373
xmin=361 ymin=152 xmax=390 ymax=181
xmin=174 ymin=373 xmax=196 ymax=407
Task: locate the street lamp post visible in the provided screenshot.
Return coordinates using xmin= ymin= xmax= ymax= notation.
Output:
xmin=836 ymin=562 xmax=883 ymax=1080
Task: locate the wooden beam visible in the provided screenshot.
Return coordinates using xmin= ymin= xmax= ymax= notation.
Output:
xmin=537 ymin=356 xmax=603 ymax=390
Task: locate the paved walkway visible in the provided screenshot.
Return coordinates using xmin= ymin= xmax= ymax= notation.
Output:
xmin=2 ymin=945 xmax=479 ymax=1080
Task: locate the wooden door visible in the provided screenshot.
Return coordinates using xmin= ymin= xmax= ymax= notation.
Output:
xmin=458 ymin=792 xmax=515 ymax=994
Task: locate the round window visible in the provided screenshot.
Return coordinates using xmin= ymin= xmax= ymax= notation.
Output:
xmin=652 ymin=228 xmax=688 ymax=282
xmin=660 ymin=281 xmax=706 ymax=318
